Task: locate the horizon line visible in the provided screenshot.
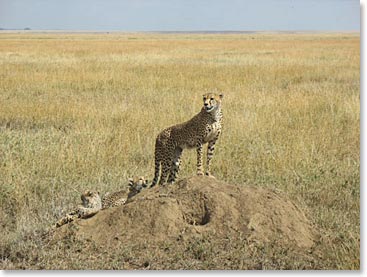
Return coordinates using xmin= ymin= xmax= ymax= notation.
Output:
xmin=0 ymin=29 xmax=360 ymax=34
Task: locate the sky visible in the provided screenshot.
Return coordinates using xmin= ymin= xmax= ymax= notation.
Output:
xmin=0 ymin=0 xmax=360 ymax=31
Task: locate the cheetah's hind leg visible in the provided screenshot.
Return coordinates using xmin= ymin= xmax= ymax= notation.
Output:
xmin=159 ymin=160 xmax=171 ymax=186
xmin=168 ymin=147 xmax=183 ymax=184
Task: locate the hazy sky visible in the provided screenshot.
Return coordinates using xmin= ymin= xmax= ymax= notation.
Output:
xmin=0 ymin=0 xmax=360 ymax=31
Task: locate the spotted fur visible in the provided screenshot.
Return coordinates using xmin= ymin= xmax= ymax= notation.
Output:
xmin=54 ymin=190 xmax=102 ymax=228
xmin=54 ymin=177 xmax=148 ymax=228
xmin=102 ymin=176 xmax=148 ymax=208
xmin=151 ymin=93 xmax=224 ymax=187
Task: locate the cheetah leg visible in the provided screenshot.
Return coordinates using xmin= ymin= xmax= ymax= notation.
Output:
xmin=55 ymin=213 xmax=76 ymax=228
xmin=206 ymin=136 xmax=219 ymax=177
xmin=196 ymin=142 xmax=204 ymax=176
xmin=159 ymin=160 xmax=171 ymax=186
xmin=168 ymin=147 xmax=183 ymax=184
xmin=77 ymin=205 xmax=100 ymax=219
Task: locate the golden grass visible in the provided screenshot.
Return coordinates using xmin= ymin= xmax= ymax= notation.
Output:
xmin=0 ymin=32 xmax=360 ymax=269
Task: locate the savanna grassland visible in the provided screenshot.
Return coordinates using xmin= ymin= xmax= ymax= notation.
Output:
xmin=0 ymin=32 xmax=360 ymax=269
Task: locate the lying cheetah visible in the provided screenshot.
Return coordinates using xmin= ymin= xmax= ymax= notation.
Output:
xmin=127 ymin=176 xmax=149 ymax=199
xmin=102 ymin=176 xmax=148 ymax=208
xmin=151 ymin=93 xmax=224 ymax=187
xmin=54 ymin=190 xmax=102 ymax=228
xmin=54 ymin=177 xmax=148 ymax=228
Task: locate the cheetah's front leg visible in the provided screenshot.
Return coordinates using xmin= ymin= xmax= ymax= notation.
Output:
xmin=196 ymin=142 xmax=204 ymax=176
xmin=206 ymin=137 xmax=219 ymax=177
xmin=77 ymin=205 xmax=100 ymax=219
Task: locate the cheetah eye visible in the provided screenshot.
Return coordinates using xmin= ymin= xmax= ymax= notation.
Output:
xmin=210 ymin=98 xmax=214 ymax=101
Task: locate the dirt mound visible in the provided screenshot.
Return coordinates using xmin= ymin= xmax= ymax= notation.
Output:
xmin=53 ymin=176 xmax=316 ymax=250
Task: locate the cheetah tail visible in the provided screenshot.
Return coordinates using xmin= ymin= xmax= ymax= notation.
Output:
xmin=150 ymin=156 xmax=160 ymax=187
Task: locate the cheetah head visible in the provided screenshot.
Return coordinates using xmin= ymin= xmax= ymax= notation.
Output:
xmin=81 ymin=190 xmax=101 ymax=208
xmin=203 ymin=93 xmax=223 ymax=113
xmin=128 ymin=176 xmax=148 ymax=194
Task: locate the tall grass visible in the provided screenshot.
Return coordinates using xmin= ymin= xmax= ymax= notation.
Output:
xmin=0 ymin=32 xmax=359 ymax=269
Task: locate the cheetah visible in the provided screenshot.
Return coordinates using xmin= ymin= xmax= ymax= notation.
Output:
xmin=102 ymin=176 xmax=148 ymax=208
xmin=127 ymin=176 xmax=149 ymax=199
xmin=54 ymin=190 xmax=102 ymax=228
xmin=151 ymin=93 xmax=223 ymax=187
xmin=54 ymin=177 xmax=148 ymax=228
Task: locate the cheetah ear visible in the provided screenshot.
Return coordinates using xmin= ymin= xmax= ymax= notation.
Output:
xmin=219 ymin=93 xmax=224 ymax=99
xmin=128 ymin=178 xmax=133 ymax=187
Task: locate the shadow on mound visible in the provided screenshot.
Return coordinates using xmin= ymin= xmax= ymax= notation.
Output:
xmin=53 ymin=176 xmax=316 ymax=251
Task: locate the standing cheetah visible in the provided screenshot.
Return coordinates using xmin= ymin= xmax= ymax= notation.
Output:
xmin=151 ymin=93 xmax=223 ymax=187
